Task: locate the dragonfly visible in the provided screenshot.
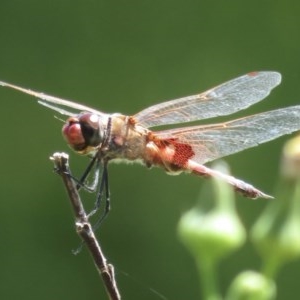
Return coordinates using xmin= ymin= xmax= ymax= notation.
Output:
xmin=1 ymin=71 xmax=300 ymax=216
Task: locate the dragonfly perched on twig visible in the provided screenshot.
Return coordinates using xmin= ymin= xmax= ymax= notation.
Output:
xmin=1 ymin=71 xmax=300 ymax=218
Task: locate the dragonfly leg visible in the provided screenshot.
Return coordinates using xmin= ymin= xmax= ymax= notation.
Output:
xmin=75 ymin=155 xmax=99 ymax=192
xmin=92 ymin=166 xmax=111 ymax=230
xmin=87 ymin=160 xmax=110 ymax=221
xmin=67 ymin=155 xmax=110 ymax=228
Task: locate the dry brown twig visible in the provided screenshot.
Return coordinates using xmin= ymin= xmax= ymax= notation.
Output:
xmin=50 ymin=152 xmax=121 ymax=300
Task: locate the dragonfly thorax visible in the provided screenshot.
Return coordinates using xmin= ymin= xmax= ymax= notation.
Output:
xmin=62 ymin=113 xmax=107 ymax=154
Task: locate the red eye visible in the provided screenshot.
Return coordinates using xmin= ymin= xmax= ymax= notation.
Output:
xmin=62 ymin=117 xmax=86 ymax=150
xmin=62 ymin=114 xmax=104 ymax=152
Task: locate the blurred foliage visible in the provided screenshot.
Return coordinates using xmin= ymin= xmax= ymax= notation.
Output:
xmin=0 ymin=1 xmax=300 ymax=299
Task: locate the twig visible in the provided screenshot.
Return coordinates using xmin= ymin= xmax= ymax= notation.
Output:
xmin=50 ymin=152 xmax=121 ymax=300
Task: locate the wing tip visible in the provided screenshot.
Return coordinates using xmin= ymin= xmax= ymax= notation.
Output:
xmin=247 ymin=71 xmax=282 ymax=86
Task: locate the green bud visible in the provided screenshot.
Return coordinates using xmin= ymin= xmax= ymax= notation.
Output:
xmin=226 ymin=271 xmax=276 ymax=300
xmin=178 ymin=207 xmax=245 ymax=262
xmin=178 ymin=162 xmax=246 ymax=263
xmin=281 ymin=135 xmax=300 ymax=180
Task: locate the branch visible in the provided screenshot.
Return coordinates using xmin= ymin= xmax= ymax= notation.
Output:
xmin=50 ymin=152 xmax=121 ymax=300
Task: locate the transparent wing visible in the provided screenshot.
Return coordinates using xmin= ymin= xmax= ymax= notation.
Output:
xmin=0 ymin=81 xmax=105 ymax=117
xmin=134 ymin=71 xmax=281 ymax=128
xmin=155 ymin=105 xmax=300 ymax=164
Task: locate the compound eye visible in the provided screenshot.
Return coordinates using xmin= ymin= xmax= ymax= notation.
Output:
xmin=62 ymin=117 xmax=86 ymax=151
xmin=79 ymin=114 xmax=103 ymax=147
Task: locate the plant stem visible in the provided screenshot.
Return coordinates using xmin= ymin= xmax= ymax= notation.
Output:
xmin=196 ymin=258 xmax=221 ymax=300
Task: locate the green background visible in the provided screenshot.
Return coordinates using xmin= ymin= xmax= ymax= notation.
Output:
xmin=0 ymin=1 xmax=299 ymax=299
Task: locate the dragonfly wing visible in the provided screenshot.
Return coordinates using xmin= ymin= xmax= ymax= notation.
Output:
xmin=0 ymin=81 xmax=105 ymax=117
xmin=134 ymin=72 xmax=281 ymax=128
xmin=155 ymin=105 xmax=300 ymax=164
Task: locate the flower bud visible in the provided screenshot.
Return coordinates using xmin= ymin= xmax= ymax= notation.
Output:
xmin=226 ymin=271 xmax=276 ymax=300
xmin=178 ymin=162 xmax=246 ymax=263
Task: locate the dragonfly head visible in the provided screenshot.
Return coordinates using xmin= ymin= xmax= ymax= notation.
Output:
xmin=62 ymin=113 xmax=106 ymax=154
